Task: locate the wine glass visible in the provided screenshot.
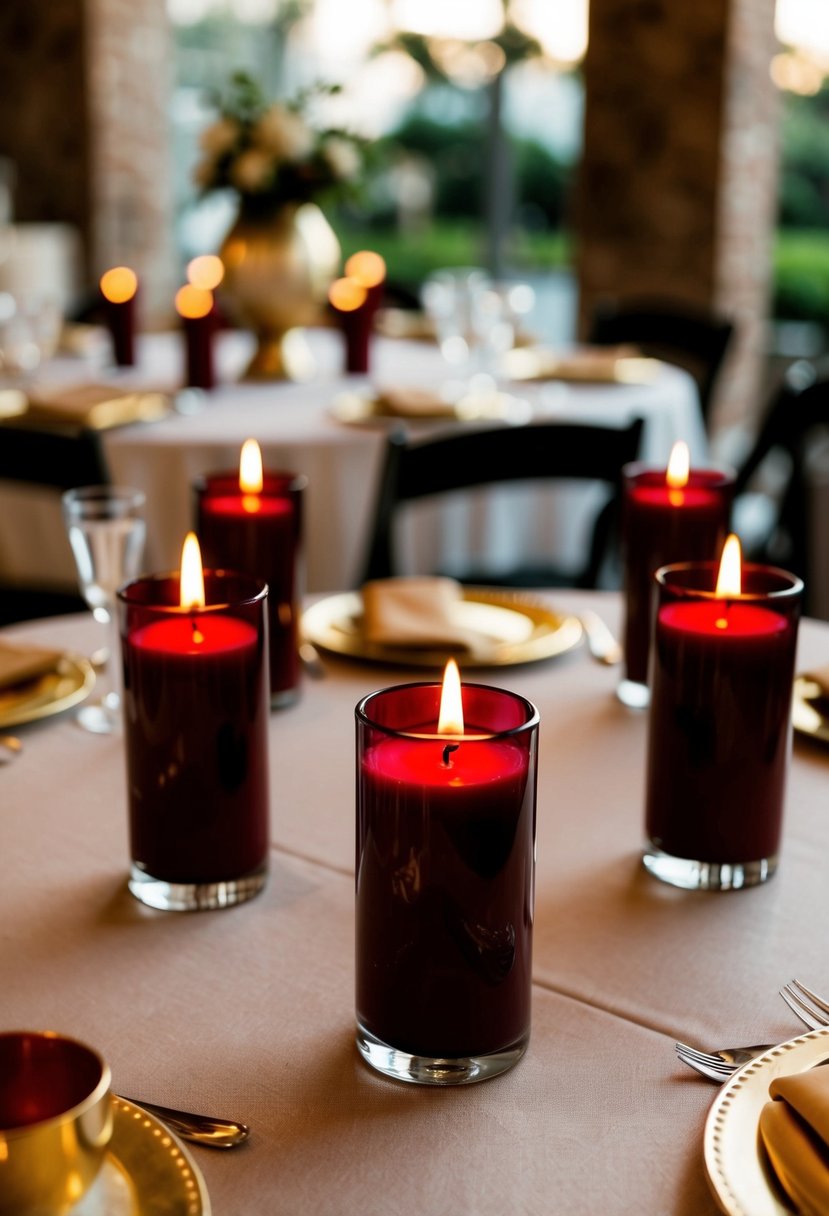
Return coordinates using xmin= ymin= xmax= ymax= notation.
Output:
xmin=61 ymin=485 xmax=146 ymax=734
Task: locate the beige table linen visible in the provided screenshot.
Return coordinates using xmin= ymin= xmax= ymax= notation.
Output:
xmin=2 ymin=590 xmax=828 ymax=1214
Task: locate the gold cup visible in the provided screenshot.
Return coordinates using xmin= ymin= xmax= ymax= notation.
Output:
xmin=0 ymin=1030 xmax=113 ymax=1215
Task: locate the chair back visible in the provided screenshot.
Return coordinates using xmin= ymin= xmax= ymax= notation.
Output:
xmin=0 ymin=420 xmax=109 ymax=623
xmin=589 ymin=297 xmax=734 ymax=427
xmin=360 ymin=417 xmax=644 ymax=588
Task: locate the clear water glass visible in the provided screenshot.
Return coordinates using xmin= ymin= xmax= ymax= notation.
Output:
xmin=62 ymin=486 xmax=146 ymax=734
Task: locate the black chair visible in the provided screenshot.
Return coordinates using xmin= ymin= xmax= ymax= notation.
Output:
xmin=588 ymin=297 xmax=735 ymax=429
xmin=359 ymin=417 xmax=644 ymax=589
xmin=732 ymin=358 xmax=829 ymax=614
xmin=0 ymin=420 xmax=109 ymax=624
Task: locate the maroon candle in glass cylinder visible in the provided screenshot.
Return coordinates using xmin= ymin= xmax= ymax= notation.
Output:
xmin=643 ymin=537 xmax=803 ymax=891
xmin=328 ymin=277 xmax=372 ymax=374
xmin=118 ymin=536 xmax=270 ymax=911
xmin=196 ymin=443 xmax=305 ymax=708
xmin=175 ymin=284 xmax=218 ymax=390
xmin=620 ymin=443 xmax=734 ymax=708
xmin=100 ymin=266 xmax=137 ymax=367
xmin=355 ymin=663 xmax=539 ymax=1085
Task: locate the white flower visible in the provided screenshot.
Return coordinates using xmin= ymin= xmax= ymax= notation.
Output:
xmin=253 ymin=105 xmax=314 ymax=162
xmin=199 ymin=117 xmax=240 ymax=157
xmin=230 ymin=149 xmax=274 ymax=193
xmin=321 ymin=136 xmax=361 ymax=181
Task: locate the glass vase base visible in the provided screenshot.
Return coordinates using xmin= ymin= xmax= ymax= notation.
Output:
xmin=128 ymin=862 xmax=268 ymax=911
xmin=356 ymin=1023 xmax=528 ymax=1086
xmin=617 ymin=679 xmax=650 ymax=709
xmin=642 ymin=844 xmax=777 ymax=891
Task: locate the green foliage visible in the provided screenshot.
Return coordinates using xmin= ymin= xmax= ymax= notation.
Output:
xmin=778 ymin=86 xmax=829 ymax=230
xmin=773 ymin=230 xmax=829 ymax=322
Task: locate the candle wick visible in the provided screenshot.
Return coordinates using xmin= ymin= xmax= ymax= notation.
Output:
xmin=191 ymin=617 xmax=204 ymax=645
xmin=442 ymin=742 xmax=460 ymax=767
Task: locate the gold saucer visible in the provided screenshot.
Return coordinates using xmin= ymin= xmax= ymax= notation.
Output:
xmin=0 ymin=652 xmax=95 ymax=728
xmin=75 ymin=1096 xmax=210 ymax=1215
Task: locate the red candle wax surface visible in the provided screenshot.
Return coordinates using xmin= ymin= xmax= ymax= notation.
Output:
xmin=197 ymin=473 xmax=303 ymax=705
xmin=645 ymin=577 xmax=800 ymax=866
xmin=356 ymin=684 xmax=537 ymax=1060
xmin=622 ymin=467 xmax=733 ymax=685
xmin=122 ymin=584 xmax=270 ymax=886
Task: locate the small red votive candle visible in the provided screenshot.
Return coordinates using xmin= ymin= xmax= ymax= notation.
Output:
xmin=175 ymin=284 xmax=217 ymax=390
xmin=643 ymin=535 xmax=803 ymax=891
xmin=118 ymin=534 xmax=270 ymax=911
xmin=100 ymin=266 xmax=138 ymax=367
xmin=329 ymin=276 xmax=372 ymax=373
xmin=620 ymin=443 xmax=734 ymax=708
xmin=355 ymin=661 xmax=539 ymax=1085
xmin=344 ymin=250 xmax=386 ymax=316
xmin=196 ymin=441 xmax=305 ymax=708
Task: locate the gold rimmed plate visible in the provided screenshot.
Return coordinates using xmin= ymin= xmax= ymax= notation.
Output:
xmin=302 ymin=587 xmax=583 ymax=669
xmin=76 ymin=1095 xmax=211 ymax=1215
xmin=792 ymin=675 xmax=829 ymax=746
xmin=0 ymin=652 xmax=95 ymax=728
xmin=330 ymin=389 xmax=532 ymax=428
xmin=703 ymin=1028 xmax=829 ymax=1216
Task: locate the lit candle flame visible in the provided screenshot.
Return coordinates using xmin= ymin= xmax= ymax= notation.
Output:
xmin=328 ymin=277 xmax=368 ymax=313
xmin=715 ymin=533 xmax=742 ymax=598
xmin=344 ymin=250 xmax=386 ymax=289
xmin=175 ymin=284 xmax=214 ymax=320
xmin=239 ymin=438 xmax=263 ymax=494
xmin=187 ymin=254 xmax=225 ymax=290
xmin=666 ymin=441 xmax=690 ymax=489
xmin=100 ymin=266 xmax=137 ymax=304
xmin=437 ymin=659 xmax=464 ymax=736
xmin=180 ymin=532 xmax=205 ymax=611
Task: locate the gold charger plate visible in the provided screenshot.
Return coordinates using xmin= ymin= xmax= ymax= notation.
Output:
xmin=792 ymin=675 xmax=829 ymax=745
xmin=0 ymin=651 xmax=95 ymax=728
xmin=501 ymin=345 xmax=661 ymax=384
xmin=330 ymin=389 xmax=532 ymax=427
xmin=302 ymin=588 xmax=583 ymax=668
xmin=704 ymin=1028 xmax=829 ymax=1216
xmin=76 ymin=1095 xmax=211 ymax=1215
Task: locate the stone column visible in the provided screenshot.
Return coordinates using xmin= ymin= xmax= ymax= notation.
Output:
xmin=576 ymin=0 xmax=780 ymax=432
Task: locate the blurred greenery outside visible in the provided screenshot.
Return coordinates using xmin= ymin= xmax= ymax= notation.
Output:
xmin=173 ymin=15 xmax=829 ymax=337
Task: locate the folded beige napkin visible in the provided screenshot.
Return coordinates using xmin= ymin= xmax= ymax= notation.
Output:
xmin=0 ymin=641 xmax=63 ymax=690
xmin=760 ymin=1068 xmax=829 ymax=1214
xmin=373 ymin=387 xmax=457 ymax=419
xmin=361 ymin=577 xmax=498 ymax=660
xmin=803 ymin=666 xmax=829 ymax=700
xmin=25 ymin=383 xmax=169 ymax=429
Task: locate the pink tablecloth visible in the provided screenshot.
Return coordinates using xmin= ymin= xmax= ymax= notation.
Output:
xmin=3 ymin=589 xmax=827 ymax=1214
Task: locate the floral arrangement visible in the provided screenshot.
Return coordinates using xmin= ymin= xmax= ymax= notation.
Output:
xmin=193 ymin=72 xmax=366 ymax=214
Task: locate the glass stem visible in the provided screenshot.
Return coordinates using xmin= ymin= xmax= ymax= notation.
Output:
xmin=102 ymin=603 xmax=121 ymax=710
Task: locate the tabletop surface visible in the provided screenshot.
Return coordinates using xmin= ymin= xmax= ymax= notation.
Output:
xmin=3 ymin=590 xmax=829 ymax=1214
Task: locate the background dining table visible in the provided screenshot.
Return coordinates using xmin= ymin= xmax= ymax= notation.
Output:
xmin=2 ymin=588 xmax=828 ymax=1214
xmin=0 ymin=326 xmax=705 ymax=597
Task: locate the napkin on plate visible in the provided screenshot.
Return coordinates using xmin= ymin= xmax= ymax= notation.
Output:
xmin=759 ymin=1067 xmax=829 ymax=1213
xmin=501 ymin=344 xmax=660 ymax=384
xmin=24 ymin=383 xmax=169 ymax=429
xmin=802 ymin=666 xmax=829 ymax=703
xmin=373 ymin=387 xmax=457 ymax=419
xmin=0 ymin=641 xmax=63 ymax=690
xmin=361 ymin=577 xmax=500 ymax=661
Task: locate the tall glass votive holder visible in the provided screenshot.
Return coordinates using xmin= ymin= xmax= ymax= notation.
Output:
xmin=619 ymin=463 xmax=734 ymax=709
xmin=643 ymin=561 xmax=803 ymax=891
xmin=355 ymin=680 xmax=539 ymax=1085
xmin=196 ymin=471 xmax=306 ymax=708
xmin=118 ymin=570 xmax=270 ymax=911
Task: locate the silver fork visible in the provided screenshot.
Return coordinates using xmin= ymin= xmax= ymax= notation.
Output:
xmin=676 ymin=978 xmax=829 ymax=1083
xmin=675 ymin=1039 xmax=777 ymax=1082
xmin=779 ymin=978 xmax=829 ymax=1030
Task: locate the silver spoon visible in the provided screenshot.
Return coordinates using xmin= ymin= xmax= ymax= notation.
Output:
xmin=120 ymin=1093 xmax=250 ymax=1149
xmin=580 ymin=609 xmax=623 ymax=666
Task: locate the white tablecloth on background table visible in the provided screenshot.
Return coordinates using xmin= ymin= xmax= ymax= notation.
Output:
xmin=0 ymin=328 xmax=705 ymax=594
xmin=3 ymin=590 xmax=829 ymax=1213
